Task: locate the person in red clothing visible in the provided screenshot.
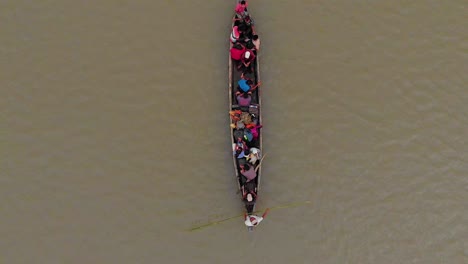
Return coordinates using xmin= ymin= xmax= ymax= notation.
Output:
xmin=239 ymin=50 xmax=256 ymax=72
xmin=230 ymin=43 xmax=245 ymax=61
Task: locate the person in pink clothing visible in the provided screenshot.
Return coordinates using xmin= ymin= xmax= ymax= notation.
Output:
xmin=235 ymin=1 xmax=248 ymax=18
xmin=248 ymin=124 xmax=262 ymax=140
xmin=240 ymin=164 xmax=256 ymax=182
xmin=236 ymin=92 xmax=252 ymax=106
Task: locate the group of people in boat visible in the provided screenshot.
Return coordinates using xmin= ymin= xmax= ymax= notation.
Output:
xmin=229 ymin=1 xmax=263 ymax=210
xmin=230 ymin=104 xmax=262 ymax=201
xmin=230 ymin=0 xmax=261 ymax=74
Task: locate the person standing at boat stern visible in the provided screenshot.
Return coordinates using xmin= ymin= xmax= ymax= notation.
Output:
xmin=244 ymin=214 xmax=263 ymax=227
xmin=244 ymin=209 xmax=270 ymax=229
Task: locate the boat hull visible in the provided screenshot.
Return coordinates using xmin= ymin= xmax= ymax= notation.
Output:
xmin=228 ymin=5 xmax=262 ymax=214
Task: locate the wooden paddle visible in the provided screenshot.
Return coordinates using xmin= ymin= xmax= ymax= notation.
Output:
xmin=188 ymin=201 xmax=311 ymax=232
xmin=261 ymin=208 xmax=270 ymax=218
xmin=255 ymin=153 xmax=267 ymax=172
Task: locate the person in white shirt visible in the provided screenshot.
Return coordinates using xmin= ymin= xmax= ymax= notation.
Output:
xmin=244 ymin=215 xmax=263 ymax=227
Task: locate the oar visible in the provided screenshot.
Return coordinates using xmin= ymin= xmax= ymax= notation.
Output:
xmin=267 ymin=201 xmax=311 ymax=211
xmin=188 ymin=213 xmax=244 ymax=232
xmin=187 ymin=200 xmax=311 ymax=232
xmin=261 ymin=208 xmax=270 ymax=218
xmin=255 ymin=153 xmax=267 ymax=172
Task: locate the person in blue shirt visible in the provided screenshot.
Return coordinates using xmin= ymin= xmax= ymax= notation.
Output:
xmin=233 ymin=136 xmax=249 ymax=159
xmin=237 ymin=73 xmax=261 ymax=93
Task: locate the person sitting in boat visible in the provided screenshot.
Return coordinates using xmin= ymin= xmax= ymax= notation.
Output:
xmin=231 ymin=21 xmax=248 ymax=42
xmin=237 ymin=73 xmax=261 ymax=93
xmin=241 ymin=129 xmax=254 ymax=147
xmin=251 ymin=35 xmax=260 ymax=52
xmin=237 ymin=135 xmax=248 ymax=148
xmin=237 ymin=73 xmax=252 ymax=92
xmin=229 ymin=109 xmax=242 ymax=122
xmin=235 ymin=0 xmax=248 ymax=19
xmin=239 ymin=50 xmax=256 ymax=72
xmin=242 ymin=187 xmax=257 ymax=205
xmin=240 ymin=163 xmax=256 ymax=182
xmin=246 ymin=123 xmax=262 ymax=141
xmin=242 ymin=15 xmax=255 ymax=39
xmin=238 ymin=24 xmax=249 ymax=43
xmin=230 ymin=110 xmax=249 ymax=129
xmin=240 ymin=111 xmax=253 ymax=126
xmin=244 ymin=39 xmax=255 ymax=51
xmin=230 ymin=43 xmax=246 ymax=61
xmin=246 ymin=147 xmax=261 ymax=165
xmin=242 ymin=179 xmax=257 ymax=201
xmin=234 ymin=146 xmax=249 ymax=159
xmin=233 ymin=136 xmax=249 ymax=159
xmin=244 ymin=15 xmax=254 ymax=29
xmin=230 ymin=25 xmax=240 ymax=43
xmin=242 ymin=180 xmax=257 ymax=193
xmin=231 ymin=110 xmax=254 ymax=129
xmin=236 ymin=91 xmax=252 ymax=107
xmin=233 ymin=15 xmax=254 ymax=41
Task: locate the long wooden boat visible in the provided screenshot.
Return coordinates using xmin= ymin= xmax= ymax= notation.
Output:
xmin=228 ymin=1 xmax=263 ymax=227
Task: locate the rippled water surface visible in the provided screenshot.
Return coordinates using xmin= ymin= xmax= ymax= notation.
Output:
xmin=2 ymin=1 xmax=467 ymax=263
